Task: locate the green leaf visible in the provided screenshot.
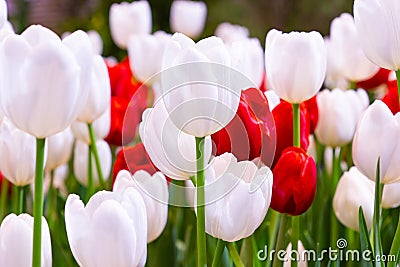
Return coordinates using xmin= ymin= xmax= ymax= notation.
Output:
xmin=359 ymin=207 xmax=373 ymax=267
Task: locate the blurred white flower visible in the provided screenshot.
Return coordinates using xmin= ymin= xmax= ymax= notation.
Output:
xmin=170 ymin=0 xmax=207 ymax=39
xmin=215 ymin=22 xmax=249 ymax=44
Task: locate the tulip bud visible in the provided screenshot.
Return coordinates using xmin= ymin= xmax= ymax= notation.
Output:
xmin=324 ymin=37 xmax=349 ymax=90
xmin=73 ymin=139 xmax=111 ymax=187
xmin=0 ymin=118 xmax=44 ymax=186
xmin=0 ymin=26 xmax=92 ymax=138
xmin=227 ymin=38 xmax=264 ymax=87
xmin=0 ymin=213 xmax=52 ymax=267
xmin=333 ymin=167 xmax=374 ymax=231
xmin=203 ymin=153 xmax=273 ymax=242
xmin=77 ymin=55 xmax=111 ymax=123
xmin=128 ymin=32 xmax=170 ymax=84
xmin=87 ymin=30 xmax=103 ymax=55
xmin=315 ymin=88 xmax=368 ymax=147
xmin=382 ymin=181 xmax=400 ymax=209
xmin=271 ymin=147 xmax=317 ymax=215
xmin=109 ymin=0 xmax=152 ymax=49
xmin=328 ymin=13 xmax=379 ymax=81
xmin=45 ymin=127 xmax=74 ymax=171
xmin=65 ymin=185 xmax=147 ymax=266
xmin=114 ymin=170 xmax=168 ymax=243
xmin=352 ymin=100 xmax=400 ymax=183
xmin=265 ymin=29 xmax=327 ymax=103
xmin=170 ymin=0 xmax=207 ymax=39
xmin=161 ymin=33 xmax=246 ymax=137
xmin=354 ymin=0 xmax=400 ymax=70
xmin=139 ymin=99 xmax=212 ymax=180
xmin=214 ymin=22 xmax=249 ymax=44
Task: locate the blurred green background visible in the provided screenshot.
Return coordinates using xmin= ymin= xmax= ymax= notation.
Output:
xmin=8 ymin=0 xmax=353 ymax=58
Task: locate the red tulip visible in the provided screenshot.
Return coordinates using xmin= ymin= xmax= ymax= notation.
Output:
xmin=271 ymin=146 xmax=317 ymax=215
xmin=105 ymin=58 xmax=150 ymax=146
xmin=112 ymin=143 xmax=158 ymax=184
xmin=303 ymin=95 xmax=318 ymax=134
xmin=382 ymin=80 xmax=400 ymax=114
xmin=356 ymin=68 xmax=391 ymax=90
xmin=272 ymin=100 xmax=310 ymax=167
xmin=211 ymin=87 xmax=276 ymax=166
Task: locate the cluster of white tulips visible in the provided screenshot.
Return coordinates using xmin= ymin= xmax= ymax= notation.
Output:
xmin=0 ymin=0 xmax=398 ymax=266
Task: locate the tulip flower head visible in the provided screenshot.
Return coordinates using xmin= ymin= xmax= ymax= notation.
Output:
xmin=315 ymin=88 xmax=369 ymax=147
xmin=328 ymin=13 xmax=379 ymax=81
xmin=109 ymin=0 xmax=152 ymax=49
xmin=265 ymin=29 xmax=327 ymax=103
xmin=0 ymin=118 xmax=44 ymax=186
xmin=202 ymin=153 xmax=273 ymax=242
xmin=214 ymin=22 xmax=250 ymax=44
xmin=271 ymin=146 xmax=317 ymax=215
xmin=161 ymin=33 xmax=249 ymax=137
xmin=114 ymin=170 xmax=168 ymax=243
xmin=333 ymin=167 xmax=374 ymax=231
xmin=354 ymin=0 xmax=400 ymax=70
xmin=139 ymin=98 xmax=212 ymax=180
xmin=65 ymin=182 xmax=147 ymax=267
xmin=0 ymin=213 xmax=52 ymax=267
xmin=170 ymin=0 xmax=207 ymax=39
xmin=0 ymin=25 xmax=92 ymax=138
xmin=352 ymin=100 xmax=400 ymax=183
xmin=45 ymin=127 xmax=74 ymax=171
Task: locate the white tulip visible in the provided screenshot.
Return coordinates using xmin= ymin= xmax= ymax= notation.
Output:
xmin=128 ymin=32 xmax=170 ymax=84
xmin=214 ymin=22 xmax=249 ymax=44
xmin=315 ymin=88 xmax=368 ymax=147
xmin=65 ymin=185 xmax=147 ymax=266
xmin=352 ymin=100 xmax=400 ymax=183
xmin=170 ymin=0 xmax=207 ymax=39
xmin=45 ymin=127 xmax=74 ymax=171
xmin=161 ymin=33 xmax=246 ymax=137
xmin=0 ymin=25 xmax=92 ymax=138
xmin=109 ymin=1 xmax=152 ymax=49
xmin=73 ymin=139 xmax=111 ymax=187
xmin=71 ymin=106 xmax=110 ymax=144
xmin=333 ymin=167 xmax=374 ymax=231
xmin=203 ymin=153 xmax=273 ymax=242
xmin=0 ymin=118 xmax=43 ymax=186
xmin=114 ymin=170 xmax=168 ymax=243
xmin=139 ymin=98 xmax=212 ymax=180
xmin=87 ymin=30 xmax=103 ymax=55
xmin=324 ymin=37 xmax=349 ymax=90
xmin=328 ymin=13 xmax=379 ymax=81
xmin=77 ymin=55 xmax=111 ymax=123
xmin=0 ymin=213 xmax=52 ymax=267
xmin=265 ymin=29 xmax=327 ymax=103
xmin=354 ymin=0 xmax=400 ymax=70
xmin=227 ymin=37 xmax=264 ymax=87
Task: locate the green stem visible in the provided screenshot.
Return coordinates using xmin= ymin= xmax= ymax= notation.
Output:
xmin=87 ymin=123 xmax=105 ymax=189
xmin=227 ymin=243 xmax=244 ymax=267
xmin=349 ymin=81 xmax=356 ymax=90
xmin=32 ymin=138 xmax=46 ymax=267
xmin=330 ymin=147 xmax=340 ymax=246
xmin=292 ymin=103 xmax=300 ymax=147
xmin=196 ymin=136 xmax=207 ymax=267
xmin=0 ymin=178 xmax=9 ymax=221
xmin=291 ymin=103 xmax=301 ymax=267
xmin=273 ymin=215 xmax=288 ymax=267
xmin=396 ymin=70 xmax=400 ymax=106
xmin=46 ymin=171 xmax=55 ymax=227
xmin=212 ymin=239 xmax=226 ymax=267
xmin=373 ymin=158 xmax=384 ymax=266
xmin=86 ymin=145 xmax=94 ymax=202
xmin=16 ymin=186 xmax=24 ymax=214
